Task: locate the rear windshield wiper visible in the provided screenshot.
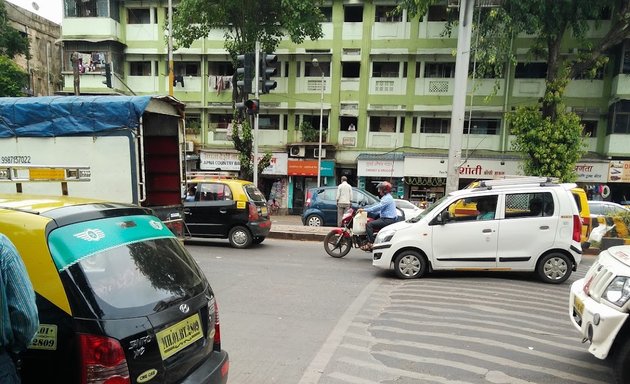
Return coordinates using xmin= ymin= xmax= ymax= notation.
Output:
xmin=153 ymin=295 xmax=187 ymax=312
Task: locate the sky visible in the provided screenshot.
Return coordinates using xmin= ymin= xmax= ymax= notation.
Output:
xmin=6 ymin=0 xmax=63 ymax=24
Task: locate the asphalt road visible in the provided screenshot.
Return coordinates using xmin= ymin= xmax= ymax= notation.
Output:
xmin=186 ymin=238 xmax=611 ymax=384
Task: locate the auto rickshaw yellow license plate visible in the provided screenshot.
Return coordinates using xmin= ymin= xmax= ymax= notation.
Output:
xmin=574 ymin=296 xmax=584 ymax=317
xmin=156 ymin=313 xmax=203 ymax=360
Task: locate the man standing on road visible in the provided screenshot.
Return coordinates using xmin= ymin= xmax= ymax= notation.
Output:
xmin=336 ymin=176 xmax=353 ymax=226
xmin=0 ymin=234 xmax=39 ymax=383
xmin=358 ymin=181 xmax=397 ymax=251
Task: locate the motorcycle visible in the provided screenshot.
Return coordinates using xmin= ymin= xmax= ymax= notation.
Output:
xmin=323 ymin=207 xmax=377 ymax=258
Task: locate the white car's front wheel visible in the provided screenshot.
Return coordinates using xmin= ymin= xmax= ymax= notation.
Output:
xmin=394 ymin=251 xmax=427 ymax=279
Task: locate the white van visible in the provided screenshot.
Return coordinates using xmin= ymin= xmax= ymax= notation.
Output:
xmin=372 ymin=177 xmax=583 ymax=284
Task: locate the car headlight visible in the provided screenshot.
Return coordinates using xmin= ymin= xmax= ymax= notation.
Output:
xmin=375 ymin=230 xmax=395 ymax=244
xmin=603 ymin=276 xmax=630 ymax=307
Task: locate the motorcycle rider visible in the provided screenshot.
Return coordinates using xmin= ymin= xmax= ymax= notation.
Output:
xmin=358 ymin=181 xmax=397 ymax=251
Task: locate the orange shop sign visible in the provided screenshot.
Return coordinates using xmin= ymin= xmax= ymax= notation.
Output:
xmin=288 ymin=159 xmax=318 ymax=176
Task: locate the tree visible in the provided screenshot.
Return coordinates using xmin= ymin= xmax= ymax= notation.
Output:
xmin=0 ymin=1 xmax=30 ymax=96
xmin=171 ymin=0 xmax=324 ymax=181
xmin=171 ymin=0 xmax=324 ymax=59
xmin=230 ymin=113 xmax=273 ymax=181
xmin=0 ymin=55 xmax=28 ymax=97
xmin=397 ymin=0 xmax=630 ymax=179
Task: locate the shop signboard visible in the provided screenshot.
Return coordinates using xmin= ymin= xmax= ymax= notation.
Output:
xmin=287 ymin=159 xmax=334 ymax=177
xmin=200 ymin=151 xmax=240 ymax=171
xmin=258 ymin=153 xmax=288 ymax=175
xmin=358 ymin=159 xmax=404 ymax=177
xmin=608 ymin=160 xmax=630 ymax=183
xmin=403 ymin=157 xmax=521 ymax=179
xmin=574 ymin=162 xmax=608 ymax=183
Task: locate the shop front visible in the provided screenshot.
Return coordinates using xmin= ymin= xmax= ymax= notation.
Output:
xmin=287 ymin=159 xmax=335 ymax=214
xmin=604 ymin=160 xmax=630 ymax=202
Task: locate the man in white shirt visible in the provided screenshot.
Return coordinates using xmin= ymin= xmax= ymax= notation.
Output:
xmin=336 ymin=176 xmax=353 ymax=226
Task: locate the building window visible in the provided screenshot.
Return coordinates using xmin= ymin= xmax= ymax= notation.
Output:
xmin=421 ymin=118 xmax=450 ymax=134
xmin=340 ymin=116 xmax=358 ymax=132
xmin=372 ymin=62 xmax=399 ymax=77
xmin=464 ymin=119 xmax=500 ymax=135
xmin=129 ymin=61 xmax=151 ymax=76
xmin=208 ymin=114 xmax=232 ymax=130
xmin=174 ymin=62 xmax=200 ymax=77
xmin=128 ymin=8 xmax=150 ymax=24
xmin=514 ymin=63 xmax=547 ymax=78
xmin=424 ymin=62 xmax=455 ymax=78
xmin=320 ymin=6 xmax=333 ymax=22
xmin=375 ymin=5 xmax=401 ymax=22
xmin=342 ymin=62 xmax=360 ymax=78
xmin=344 ymin=5 xmax=363 ymax=22
xmin=208 ymin=61 xmax=232 ymax=76
xmin=369 ymin=116 xmax=398 ymax=132
xmin=259 ymin=115 xmax=281 ymax=130
xmin=608 ymin=101 xmax=630 ymax=134
xmin=65 ymin=0 xmax=113 ymax=18
xmin=427 ymin=5 xmax=448 ymax=21
xmin=582 ymin=120 xmax=598 ymax=137
xmin=305 ymin=60 xmax=329 ymax=77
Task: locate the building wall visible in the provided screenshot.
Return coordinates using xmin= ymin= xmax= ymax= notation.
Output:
xmin=58 ymin=1 xmax=630 ymax=181
xmin=5 ymin=0 xmax=62 ymax=96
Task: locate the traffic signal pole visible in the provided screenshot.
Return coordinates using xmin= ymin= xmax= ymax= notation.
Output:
xmin=253 ymin=41 xmax=261 ymax=187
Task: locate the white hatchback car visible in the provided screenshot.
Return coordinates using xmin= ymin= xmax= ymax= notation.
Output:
xmin=372 ymin=177 xmax=583 ymax=284
xmin=394 ymin=199 xmax=424 ymax=219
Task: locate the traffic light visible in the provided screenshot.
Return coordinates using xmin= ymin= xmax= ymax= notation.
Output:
xmin=235 ymin=99 xmax=258 ymax=115
xmin=260 ymin=54 xmax=277 ymax=94
xmin=102 ymin=63 xmax=112 ymax=88
xmin=236 ymin=53 xmax=255 ymax=94
xmin=245 ymin=99 xmax=259 ymax=115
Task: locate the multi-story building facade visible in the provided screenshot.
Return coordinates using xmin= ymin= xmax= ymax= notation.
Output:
xmin=5 ymin=0 xmax=62 ymax=96
xmin=59 ymin=0 xmax=630 ymax=213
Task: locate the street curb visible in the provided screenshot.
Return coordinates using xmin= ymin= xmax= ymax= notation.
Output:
xmin=268 ymin=231 xmax=326 ymax=242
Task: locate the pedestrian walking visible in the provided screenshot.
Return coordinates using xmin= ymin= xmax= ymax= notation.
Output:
xmin=336 ymin=176 xmax=353 ymax=226
xmin=0 ymin=234 xmax=39 ymax=383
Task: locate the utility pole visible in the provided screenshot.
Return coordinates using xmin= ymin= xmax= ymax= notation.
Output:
xmin=445 ymin=0 xmax=475 ymax=194
xmin=253 ymin=41 xmax=261 ymax=187
xmin=71 ymin=52 xmax=80 ymax=95
xmin=168 ymin=0 xmax=174 ymax=96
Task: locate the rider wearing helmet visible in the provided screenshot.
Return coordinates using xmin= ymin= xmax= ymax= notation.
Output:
xmin=358 ymin=181 xmax=397 ymax=251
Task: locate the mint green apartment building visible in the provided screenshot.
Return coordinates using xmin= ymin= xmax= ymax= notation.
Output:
xmin=60 ymin=0 xmax=630 ymax=212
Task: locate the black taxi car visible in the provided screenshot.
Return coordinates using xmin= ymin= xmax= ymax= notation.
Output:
xmin=1 ymin=194 xmax=228 ymax=384
xmin=183 ymin=175 xmax=271 ymax=248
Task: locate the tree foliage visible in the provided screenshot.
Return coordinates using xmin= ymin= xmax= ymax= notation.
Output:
xmin=171 ymin=0 xmax=324 ymax=60
xmin=0 ymin=55 xmax=28 ymax=97
xmin=0 ymin=1 xmax=30 ymax=96
xmin=0 ymin=2 xmax=30 ymax=59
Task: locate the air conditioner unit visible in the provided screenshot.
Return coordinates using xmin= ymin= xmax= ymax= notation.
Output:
xmin=185 ymin=141 xmax=194 ymax=152
xmin=289 ymin=146 xmax=305 ymax=157
xmin=313 ymin=148 xmax=326 ymax=158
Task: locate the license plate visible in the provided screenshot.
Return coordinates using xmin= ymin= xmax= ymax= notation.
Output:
xmin=261 ymin=206 xmax=268 ymax=215
xmin=574 ymin=296 xmax=584 ymax=317
xmin=156 ymin=314 xmax=203 ymax=360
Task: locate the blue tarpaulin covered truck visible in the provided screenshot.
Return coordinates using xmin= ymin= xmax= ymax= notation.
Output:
xmin=0 ymin=95 xmax=187 ymax=236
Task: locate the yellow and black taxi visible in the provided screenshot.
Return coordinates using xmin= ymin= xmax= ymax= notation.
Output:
xmin=183 ymin=174 xmax=271 ymax=248
xmin=0 ymin=194 xmax=228 ymax=384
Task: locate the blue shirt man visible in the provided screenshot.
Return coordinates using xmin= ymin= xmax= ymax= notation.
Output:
xmin=359 ymin=181 xmax=397 ymax=250
xmin=0 ymin=234 xmax=39 ymax=383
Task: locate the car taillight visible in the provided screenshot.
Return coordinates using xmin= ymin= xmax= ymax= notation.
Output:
xmin=248 ymin=203 xmax=259 ymax=221
xmin=583 ymin=275 xmax=594 ymax=295
xmin=209 ymin=298 xmax=222 ymax=351
xmin=78 ymin=334 xmax=130 ymax=384
xmin=572 ymin=215 xmax=582 ymax=243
